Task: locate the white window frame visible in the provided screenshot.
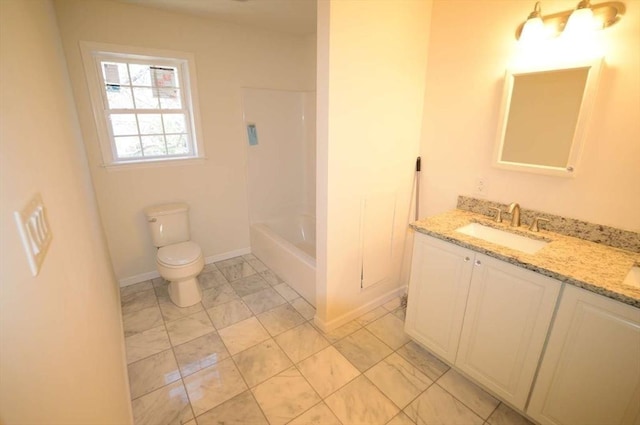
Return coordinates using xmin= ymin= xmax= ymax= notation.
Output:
xmin=80 ymin=41 xmax=205 ymax=168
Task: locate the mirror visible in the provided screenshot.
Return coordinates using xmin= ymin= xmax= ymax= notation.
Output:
xmin=493 ymin=59 xmax=602 ymax=177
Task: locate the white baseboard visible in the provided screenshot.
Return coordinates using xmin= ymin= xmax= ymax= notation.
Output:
xmin=313 ymin=285 xmax=407 ymax=332
xmin=204 ymin=247 xmax=251 ymax=265
xmin=119 ymin=270 xmax=160 ymax=287
xmin=119 ymin=247 xmax=252 ymax=287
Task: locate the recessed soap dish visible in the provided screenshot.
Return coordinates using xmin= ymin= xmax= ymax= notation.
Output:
xmin=14 ymin=193 xmax=52 ymax=276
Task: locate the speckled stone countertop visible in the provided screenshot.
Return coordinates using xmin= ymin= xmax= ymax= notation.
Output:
xmin=411 ymin=209 xmax=640 ymax=308
xmin=457 ymin=195 xmax=640 ymax=252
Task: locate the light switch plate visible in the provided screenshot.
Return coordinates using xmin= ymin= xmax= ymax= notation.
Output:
xmin=14 ymin=193 xmax=52 ymax=276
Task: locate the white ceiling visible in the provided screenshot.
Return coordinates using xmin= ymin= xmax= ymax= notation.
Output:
xmin=121 ymin=0 xmax=317 ymax=35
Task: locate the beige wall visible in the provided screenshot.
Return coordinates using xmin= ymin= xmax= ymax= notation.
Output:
xmin=420 ymin=0 xmax=640 ymax=231
xmin=316 ymin=0 xmax=433 ymax=328
xmin=0 ymin=1 xmax=131 ymax=423
xmin=54 ymin=0 xmax=316 ymax=283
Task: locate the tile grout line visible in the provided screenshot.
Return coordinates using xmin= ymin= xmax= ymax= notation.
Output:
xmin=391 ymin=345 xmax=449 ymax=421
xmin=176 ymin=259 xmax=253 ymax=422
xmin=369 ymin=336 xmax=447 ymax=422
xmin=123 ymin=282 xmax=163 ymax=365
xmin=281 ymin=362 xmax=327 ymax=424
xmin=282 ymin=309 xmax=411 ymax=423
xmin=127 ymin=348 xmax=181 ymax=402
xmin=159 ymin=281 xmax=198 ymax=423
xmin=485 ymin=402 xmax=501 ymax=425
xmin=127 ymin=262 xmax=225 ymax=421
xmin=289 ymin=322 xmax=412 ymax=424
xmin=217 ymin=257 xmax=323 ymax=424
xmin=197 ymin=257 xmax=318 ymax=423
xmin=125 ymin=258 xmax=429 ymax=425
xmin=181 ymin=258 xmax=283 ymax=423
xmin=432 ymin=379 xmax=491 ymax=423
xmin=125 ymin=279 xmax=190 ymax=422
xmin=398 ymin=379 xmax=438 ymax=422
xmin=396 ymin=338 xmax=445 ymax=419
xmin=179 ymin=260 xmax=232 ymax=423
xmin=124 ymin=259 xmax=266 ymax=422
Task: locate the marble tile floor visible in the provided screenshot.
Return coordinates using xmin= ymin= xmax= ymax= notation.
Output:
xmin=120 ymin=254 xmax=534 ymax=425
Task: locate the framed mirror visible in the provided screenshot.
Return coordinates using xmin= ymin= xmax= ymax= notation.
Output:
xmin=493 ymin=58 xmax=602 ymax=177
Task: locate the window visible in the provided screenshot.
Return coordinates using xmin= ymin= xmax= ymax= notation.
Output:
xmin=81 ymin=43 xmax=204 ymax=166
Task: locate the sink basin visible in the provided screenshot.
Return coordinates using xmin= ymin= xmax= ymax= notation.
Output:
xmin=456 ymin=223 xmax=548 ymax=255
xmin=623 ymin=266 xmax=640 ymax=288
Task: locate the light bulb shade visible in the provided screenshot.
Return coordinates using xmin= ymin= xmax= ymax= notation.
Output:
xmin=520 ymin=17 xmax=547 ymax=42
xmin=564 ymin=7 xmax=599 ymax=36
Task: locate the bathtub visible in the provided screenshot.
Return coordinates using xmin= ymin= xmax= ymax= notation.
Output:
xmin=250 ymin=214 xmax=316 ymax=306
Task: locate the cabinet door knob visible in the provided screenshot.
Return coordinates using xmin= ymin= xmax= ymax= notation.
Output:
xmin=464 ymin=257 xmax=470 ymax=262
xmin=475 ymin=260 xmax=482 ymax=266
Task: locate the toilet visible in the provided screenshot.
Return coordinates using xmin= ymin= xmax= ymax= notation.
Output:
xmin=144 ymin=203 xmax=204 ymax=307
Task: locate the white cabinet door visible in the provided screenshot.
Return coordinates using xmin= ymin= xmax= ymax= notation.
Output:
xmin=405 ymin=234 xmax=474 ymax=364
xmin=528 ymin=284 xmax=640 ymax=425
xmin=455 ymin=254 xmax=561 ymax=409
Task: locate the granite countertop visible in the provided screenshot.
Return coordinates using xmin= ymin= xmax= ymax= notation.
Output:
xmin=411 ymin=209 xmax=640 ymax=308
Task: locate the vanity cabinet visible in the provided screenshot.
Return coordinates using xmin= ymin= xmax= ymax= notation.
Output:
xmin=404 ymin=235 xmax=474 ymax=364
xmin=454 ymin=253 xmax=560 ymax=409
xmin=527 ymin=284 xmax=640 ymax=425
xmin=405 ymin=233 xmax=561 ymax=409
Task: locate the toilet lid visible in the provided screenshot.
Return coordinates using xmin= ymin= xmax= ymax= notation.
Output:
xmin=157 ymin=241 xmax=202 ymax=266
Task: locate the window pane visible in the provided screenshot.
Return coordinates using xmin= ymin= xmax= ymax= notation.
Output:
xmin=133 ymin=87 xmax=160 ymax=109
xmin=106 ymin=86 xmax=134 ymax=109
xmin=90 ymin=52 xmax=198 ymax=165
xmin=110 ymin=114 xmax=138 ymax=136
xmin=129 ymin=64 xmax=152 ymax=86
xmin=163 ymin=114 xmax=186 ymax=133
xmin=158 ymin=89 xmax=182 ymax=109
xmin=114 ymin=136 xmax=142 ymax=158
xmin=141 ymin=135 xmax=167 ymax=156
xmin=101 ymin=62 xmax=130 ymax=85
xmin=137 ymin=114 xmax=163 ymax=134
xmin=166 ymin=134 xmax=190 ymax=155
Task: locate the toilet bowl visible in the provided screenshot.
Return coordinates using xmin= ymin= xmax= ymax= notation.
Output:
xmin=145 ymin=203 xmax=204 ymax=308
xmin=156 ymin=241 xmax=204 ymax=307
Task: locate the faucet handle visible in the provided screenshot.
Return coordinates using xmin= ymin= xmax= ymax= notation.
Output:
xmin=488 ymin=207 xmax=503 ymax=223
xmin=529 ymin=217 xmax=550 ymax=232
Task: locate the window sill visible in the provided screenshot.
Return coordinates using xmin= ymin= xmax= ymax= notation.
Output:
xmin=100 ymin=156 xmax=207 ymax=171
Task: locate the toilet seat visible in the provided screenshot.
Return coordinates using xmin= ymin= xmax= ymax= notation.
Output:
xmin=157 ymin=241 xmax=202 ymax=267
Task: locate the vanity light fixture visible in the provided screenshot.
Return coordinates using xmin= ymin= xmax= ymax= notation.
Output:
xmin=515 ymin=0 xmax=625 ymax=40
xmin=563 ymin=0 xmax=600 ymax=36
xmin=520 ymin=2 xmax=548 ymax=43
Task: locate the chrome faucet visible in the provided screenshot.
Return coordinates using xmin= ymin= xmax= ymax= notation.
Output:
xmin=508 ymin=202 xmax=520 ymax=227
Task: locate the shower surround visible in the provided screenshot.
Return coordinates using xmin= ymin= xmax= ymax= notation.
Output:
xmin=242 ymin=88 xmax=316 ymax=305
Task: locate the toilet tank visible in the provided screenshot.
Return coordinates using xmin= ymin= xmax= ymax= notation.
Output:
xmin=144 ymin=203 xmax=191 ymax=248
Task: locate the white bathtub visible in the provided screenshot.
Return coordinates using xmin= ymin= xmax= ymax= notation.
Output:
xmin=250 ymin=215 xmax=316 ymax=306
